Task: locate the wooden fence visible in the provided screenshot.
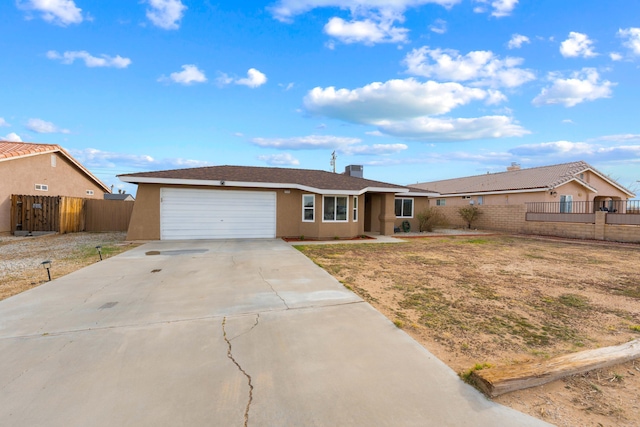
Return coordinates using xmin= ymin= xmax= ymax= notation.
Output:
xmin=10 ymin=195 xmax=133 ymax=234
xmin=85 ymin=199 xmax=135 ymax=232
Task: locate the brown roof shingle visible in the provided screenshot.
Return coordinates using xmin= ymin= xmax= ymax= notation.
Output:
xmin=119 ymin=165 xmax=408 ymax=192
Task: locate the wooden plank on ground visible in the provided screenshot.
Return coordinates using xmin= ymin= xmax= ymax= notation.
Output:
xmin=472 ymin=339 xmax=640 ymax=397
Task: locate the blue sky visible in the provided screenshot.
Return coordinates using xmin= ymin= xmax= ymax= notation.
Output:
xmin=2 ymin=0 xmax=639 ymax=195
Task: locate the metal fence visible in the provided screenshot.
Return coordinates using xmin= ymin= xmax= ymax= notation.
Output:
xmin=526 ymin=200 xmax=640 ymax=214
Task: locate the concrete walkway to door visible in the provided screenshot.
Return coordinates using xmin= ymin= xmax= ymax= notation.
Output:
xmin=0 ymin=239 xmax=551 ymax=426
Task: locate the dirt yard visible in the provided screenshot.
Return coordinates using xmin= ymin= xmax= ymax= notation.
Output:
xmin=0 ymin=232 xmax=137 ymax=301
xmin=297 ymin=235 xmax=640 ymax=427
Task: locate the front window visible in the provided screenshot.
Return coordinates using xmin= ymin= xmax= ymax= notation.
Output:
xmin=436 ymin=199 xmax=445 ymax=206
xmin=323 ymin=196 xmax=348 ymax=222
xmin=395 ymin=198 xmax=414 ymax=218
xmin=353 ymin=196 xmax=358 ymax=222
xmin=302 ymin=194 xmax=315 ymax=222
xmin=560 ymin=195 xmax=573 ymax=213
xmin=477 ymin=196 xmax=483 ymax=205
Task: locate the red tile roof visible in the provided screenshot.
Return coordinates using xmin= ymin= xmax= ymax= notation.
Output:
xmin=0 ymin=142 xmax=60 ymax=159
xmin=0 ymin=141 xmax=111 ymax=193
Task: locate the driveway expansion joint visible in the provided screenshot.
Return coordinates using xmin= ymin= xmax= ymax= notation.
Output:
xmin=222 ymin=316 xmax=254 ymax=427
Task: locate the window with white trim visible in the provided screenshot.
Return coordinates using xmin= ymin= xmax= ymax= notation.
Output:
xmin=395 ymin=198 xmax=413 ymax=218
xmin=353 ymin=196 xmax=358 ymax=222
xmin=86 ymin=190 xmax=94 ymax=196
xmin=436 ymin=199 xmax=445 ymax=206
xmin=302 ymin=194 xmax=315 ymax=222
xmin=477 ymin=196 xmax=483 ymax=205
xmin=323 ymin=196 xmax=348 ymax=222
xmin=35 ymin=184 xmax=48 ymax=191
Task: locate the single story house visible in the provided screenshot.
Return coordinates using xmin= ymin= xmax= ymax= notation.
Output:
xmin=118 ymin=165 xmax=435 ymax=240
xmin=104 ymin=193 xmax=135 ymax=201
xmin=0 ymin=141 xmax=110 ymax=233
xmin=413 ymin=161 xmax=634 ymax=210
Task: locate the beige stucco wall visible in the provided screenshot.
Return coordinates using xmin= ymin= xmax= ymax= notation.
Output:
xmin=394 ymin=196 xmax=429 ymax=232
xmin=0 ymin=153 xmax=105 ymax=233
xmin=126 ymin=184 xmax=368 ymax=241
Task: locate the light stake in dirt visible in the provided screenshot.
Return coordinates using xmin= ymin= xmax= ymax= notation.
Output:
xmin=41 ymin=260 xmax=52 ymax=281
xmin=95 ymin=245 xmax=102 ymax=261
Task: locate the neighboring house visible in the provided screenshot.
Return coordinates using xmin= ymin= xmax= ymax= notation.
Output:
xmin=413 ymin=161 xmax=635 ymax=210
xmin=0 ymin=141 xmax=110 ymax=233
xmin=104 ymin=193 xmax=135 ymax=201
xmin=118 ymin=165 xmax=435 ymax=240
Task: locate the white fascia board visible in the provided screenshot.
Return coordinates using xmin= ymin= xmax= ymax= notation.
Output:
xmin=401 ymin=192 xmax=439 ymax=197
xmin=439 ymin=188 xmax=545 ymax=197
xmin=118 ymin=176 xmax=405 ymax=196
xmin=553 ymin=178 xmax=598 ymax=193
xmin=582 ymin=168 xmax=636 ymax=197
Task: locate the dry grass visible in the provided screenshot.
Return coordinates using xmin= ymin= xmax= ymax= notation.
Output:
xmin=0 ymin=232 xmax=138 ymax=301
xmin=297 ymin=235 xmax=640 ymax=427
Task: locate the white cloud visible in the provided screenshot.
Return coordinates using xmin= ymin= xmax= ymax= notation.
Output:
xmin=533 ymin=68 xmax=614 ymax=107
xmin=560 ymin=32 xmax=597 ymax=58
xmin=473 ymin=0 xmax=518 ymax=17
xmin=340 ymin=143 xmax=408 ymax=155
xmin=18 ymin=0 xmax=83 ymax=26
xmin=429 ymin=18 xmax=447 ymax=34
xmin=404 ymin=47 xmax=535 ymax=88
xmin=218 ymin=69 xmax=267 ymax=88
xmin=1 ymin=132 xmax=22 ymax=142
xmin=510 ymin=139 xmax=640 ymax=165
xmin=0 ymin=118 xmax=9 ymax=127
xmin=159 ymin=64 xmax=207 ymax=85
xmin=257 ymin=153 xmax=300 ymax=166
xmin=490 ymin=0 xmax=518 ymax=17
xmin=377 ymin=115 xmax=529 ymax=141
xmin=324 ymin=15 xmax=408 ymax=45
xmin=618 ymin=27 xmax=640 ymax=56
xmin=69 ymin=148 xmax=211 ymax=170
xmin=46 ymin=50 xmax=132 ymax=68
xmin=268 ymin=0 xmax=461 ymax=23
xmin=252 ymin=135 xmax=362 ymax=150
xmin=146 ymin=0 xmax=186 ymax=30
xmin=269 ymin=1 xmax=460 ymax=46
xmin=610 ymin=52 xmax=623 ymax=61
xmin=304 ymin=78 xmax=489 ymax=124
xmin=26 ymin=118 xmax=70 ymax=134
xmin=236 ymin=68 xmax=268 ymax=88
xmin=507 ymin=34 xmax=529 ymax=49
xmin=279 ymin=82 xmax=295 ymax=91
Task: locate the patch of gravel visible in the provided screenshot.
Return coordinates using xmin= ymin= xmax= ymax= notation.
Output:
xmin=0 ymin=232 xmax=127 ymax=280
xmin=394 ymin=228 xmax=496 ymax=237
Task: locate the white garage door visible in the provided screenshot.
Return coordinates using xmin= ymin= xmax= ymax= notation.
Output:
xmin=160 ymin=188 xmax=277 ymax=240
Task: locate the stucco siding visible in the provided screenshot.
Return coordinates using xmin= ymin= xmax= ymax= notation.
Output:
xmin=126 ymin=184 xmax=366 ymax=240
xmin=0 ymin=153 xmax=105 ymax=233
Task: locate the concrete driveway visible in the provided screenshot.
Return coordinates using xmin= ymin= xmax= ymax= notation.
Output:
xmin=0 ymin=239 xmax=551 ymax=426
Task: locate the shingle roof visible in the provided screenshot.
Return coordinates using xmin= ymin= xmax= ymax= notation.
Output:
xmin=119 ymin=165 xmax=408 ymax=193
xmin=0 ymin=141 xmax=111 ymax=193
xmin=413 ymin=161 xmax=634 ymax=196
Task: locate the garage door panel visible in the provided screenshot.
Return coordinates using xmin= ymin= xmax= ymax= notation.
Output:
xmin=160 ymin=188 xmax=276 ymax=240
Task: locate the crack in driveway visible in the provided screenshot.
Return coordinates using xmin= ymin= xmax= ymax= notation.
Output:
xmin=222 ymin=316 xmax=255 ymax=427
xmin=259 ymin=270 xmax=290 ymax=310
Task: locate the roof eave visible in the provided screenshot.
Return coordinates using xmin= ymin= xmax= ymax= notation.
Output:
xmin=119 ymin=176 xmax=405 ymax=195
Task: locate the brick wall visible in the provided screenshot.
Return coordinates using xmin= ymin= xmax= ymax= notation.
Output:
xmin=434 ymin=205 xmax=640 ymax=243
